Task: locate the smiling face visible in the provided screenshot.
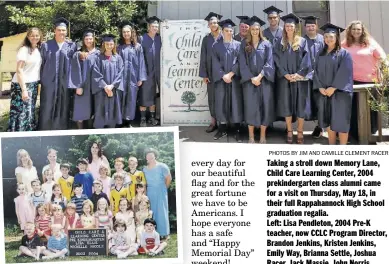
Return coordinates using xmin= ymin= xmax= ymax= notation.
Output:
xmin=104 ymin=41 xmax=115 ymax=52
xmin=139 ymin=200 xmax=148 ymax=211
xmin=116 ymin=224 xmax=125 ymax=233
xmin=37 ymin=206 xmax=46 ymax=216
xmin=146 ymin=152 xmax=156 ymax=163
xmin=136 ymin=185 xmax=145 ymax=195
xmin=209 ymin=18 xmax=219 ymax=32
xmin=239 ymin=23 xmax=249 ymax=37
xmin=305 ymin=23 xmax=317 ymax=35
xmin=128 ymin=160 xmax=137 ymax=170
xmin=84 ymin=35 xmax=94 ymax=49
xmin=285 ymin=23 xmax=296 ymax=35
xmin=115 ymin=176 xmax=124 ymax=187
xmin=21 ymin=154 xmax=29 ymax=166
xmin=324 ymin=32 xmax=337 ymax=48
xmin=47 ymin=150 xmax=57 ymax=163
xmin=74 ymin=187 xmax=83 ymax=196
xmin=83 ymin=203 xmax=91 ymax=214
xmin=268 ymin=14 xmax=279 ymax=27
xmin=28 ymin=29 xmax=41 ymax=47
xmin=53 ymin=186 xmax=61 ymax=197
xmin=122 ymin=26 xmax=132 ymax=41
xmin=351 ymin=23 xmax=363 ymax=40
xmin=148 ymin=22 xmax=159 ymax=34
xmin=17 ymin=185 xmax=26 ymax=195
xmin=91 ymin=143 xmax=99 ymax=155
xmin=114 ymin=161 xmax=124 ymax=172
xmin=54 ymin=26 xmax=67 ymax=41
xmin=98 ymin=200 xmax=107 ymax=210
xmin=250 ymin=25 xmax=260 ymax=38
xmin=78 ymin=162 xmax=87 ymax=172
xmin=25 ymin=224 xmax=35 ymax=236
xmin=54 ymin=208 xmax=62 ymax=218
xmin=119 ymin=199 xmax=128 ymax=212
xmin=66 ymin=207 xmax=75 ymax=216
xmin=45 ymin=170 xmax=54 ymax=182
xmin=32 ymin=181 xmax=41 ymax=193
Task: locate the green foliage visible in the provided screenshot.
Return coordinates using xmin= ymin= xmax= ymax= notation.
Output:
xmin=5 ymin=0 xmax=148 ymax=41
xmin=367 ymin=54 xmax=389 ymax=142
xmin=368 ymin=55 xmax=389 ymax=114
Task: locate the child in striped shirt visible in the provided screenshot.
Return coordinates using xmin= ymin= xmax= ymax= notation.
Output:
xmin=70 ymin=183 xmax=88 ymax=216
xmin=35 ymin=203 xmax=51 ymax=240
xmin=42 ymin=224 xmax=68 ymax=260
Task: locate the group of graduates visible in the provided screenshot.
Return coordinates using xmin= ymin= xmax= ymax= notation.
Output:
xmin=8 ymin=16 xmax=163 ymax=132
xmin=200 ymin=6 xmax=359 ymax=145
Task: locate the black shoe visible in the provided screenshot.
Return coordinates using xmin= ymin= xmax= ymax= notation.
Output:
xmin=140 ymin=118 xmax=147 ymax=127
xmin=235 ymin=130 xmax=243 ymax=143
xmin=311 ymin=126 xmax=323 ymax=139
xmin=148 ymin=117 xmax=159 ymax=126
xmin=214 ymin=130 xmax=227 ymax=140
xmin=206 ymin=124 xmax=218 ymax=133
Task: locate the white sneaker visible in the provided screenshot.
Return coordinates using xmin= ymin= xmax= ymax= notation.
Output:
xmin=117 ymin=253 xmax=127 ymax=259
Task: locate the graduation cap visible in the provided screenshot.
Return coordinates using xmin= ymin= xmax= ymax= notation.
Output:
xmin=101 ymin=33 xmax=117 ymax=42
xmin=280 ymin=13 xmax=301 ymax=24
xmin=54 ymin=17 xmax=70 ymax=28
xmin=82 ymin=28 xmax=98 ymax=38
xmin=204 ymin=12 xmax=222 ymax=21
xmin=218 ymin=19 xmax=236 ymax=29
xmin=236 ymin=16 xmax=250 ymax=25
xmin=263 ymin=5 xmax=283 ymax=16
xmin=145 ymin=16 xmax=161 ymax=24
xmin=249 ymin=16 xmax=266 ymax=27
xmin=301 ymin=15 xmax=320 ymax=25
xmin=320 ymin=23 xmax=345 ymax=34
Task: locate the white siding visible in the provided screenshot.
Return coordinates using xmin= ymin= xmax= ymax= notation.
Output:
xmin=149 ymin=0 xmax=293 ymax=35
xmin=329 ymin=0 xmax=389 ymax=54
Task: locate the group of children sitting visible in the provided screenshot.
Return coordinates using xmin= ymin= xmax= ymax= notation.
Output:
xmin=14 ymin=156 xmax=167 ymax=260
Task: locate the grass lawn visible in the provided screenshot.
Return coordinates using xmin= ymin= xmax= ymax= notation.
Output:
xmin=4 ymin=223 xmax=178 ymax=263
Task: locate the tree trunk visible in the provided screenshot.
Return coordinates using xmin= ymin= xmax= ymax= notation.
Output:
xmin=188 ymin=104 xmax=191 ymax=111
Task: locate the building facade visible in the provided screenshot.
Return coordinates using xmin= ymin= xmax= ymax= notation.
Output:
xmin=148 ymin=0 xmax=389 ymax=53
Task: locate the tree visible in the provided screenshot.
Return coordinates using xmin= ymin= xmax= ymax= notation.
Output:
xmin=4 ymin=0 xmax=146 ymax=41
xmin=367 ymin=55 xmax=389 ymax=143
xmin=181 ymin=91 xmax=196 ymax=111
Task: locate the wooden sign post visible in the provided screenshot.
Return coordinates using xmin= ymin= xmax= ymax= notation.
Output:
xmin=68 ymin=228 xmax=109 ymax=256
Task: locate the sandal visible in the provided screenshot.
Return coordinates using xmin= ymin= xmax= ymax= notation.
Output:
xmin=287 ymin=131 xmax=293 ymax=144
xmin=259 ymin=137 xmax=267 ymax=144
xmin=297 ymin=130 xmax=304 ymax=144
xmin=248 ymin=137 xmax=255 ymax=143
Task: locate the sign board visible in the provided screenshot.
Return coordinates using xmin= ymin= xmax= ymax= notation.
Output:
xmin=68 ymin=229 xmax=108 ymax=256
xmin=160 ymin=20 xmax=212 ymax=126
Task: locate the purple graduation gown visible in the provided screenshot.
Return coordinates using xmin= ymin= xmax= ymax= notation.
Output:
xmin=239 ymin=39 xmax=275 ymax=127
xmin=117 ymin=43 xmax=147 ymax=120
xmin=199 ymin=33 xmax=223 ymax=119
xmin=273 ymin=37 xmax=311 ymax=121
xmin=313 ymin=48 xmax=353 ymax=133
xmin=92 ymin=54 xmax=124 ymax=128
xmin=139 ymin=33 xmax=161 ymax=107
xmin=68 ymin=49 xmax=100 ymax=121
xmin=212 ymin=39 xmax=243 ymax=124
xmin=263 ymin=27 xmax=283 ymax=45
xmin=39 ymin=40 xmax=77 ymax=130
xmin=304 ymin=34 xmax=325 ymax=120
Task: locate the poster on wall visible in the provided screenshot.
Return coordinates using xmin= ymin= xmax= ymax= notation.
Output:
xmin=160 ymin=19 xmax=211 ymax=126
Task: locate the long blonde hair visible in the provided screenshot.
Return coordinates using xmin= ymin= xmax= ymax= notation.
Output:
xmin=245 ymin=24 xmax=267 ymax=53
xmin=16 ymin=149 xmax=33 ymax=169
xmin=281 ymin=24 xmax=301 ymax=51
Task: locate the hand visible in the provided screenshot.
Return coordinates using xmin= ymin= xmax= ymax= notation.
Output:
xmin=203 ymin=78 xmax=210 ymax=84
xmin=21 ymin=90 xmax=29 ymax=101
xmin=251 ymin=76 xmax=261 ymax=86
xmin=137 ymin=81 xmax=142 ymax=87
xmin=76 ymin=88 xmax=83 ymax=95
xmin=294 ymin=74 xmax=304 ymax=81
xmin=104 ymin=87 xmax=113 ymax=97
xmin=326 ymin=87 xmax=337 ymax=97
xmin=284 ymin=74 xmax=292 ymax=81
xmin=319 ymin=88 xmax=327 ymax=96
xmin=79 ymin=52 xmax=88 ymax=61
xmin=222 ymin=74 xmax=231 ymax=83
